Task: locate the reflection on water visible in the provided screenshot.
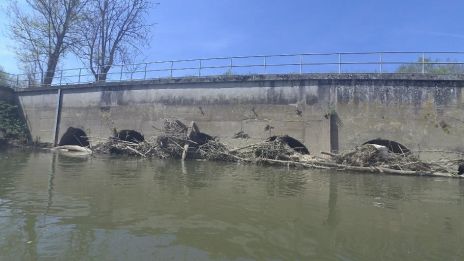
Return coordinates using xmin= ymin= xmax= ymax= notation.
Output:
xmin=0 ymin=149 xmax=463 ymax=260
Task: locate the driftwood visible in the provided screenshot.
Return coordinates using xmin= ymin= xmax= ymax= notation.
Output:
xmin=257 ymin=158 xmax=461 ymax=178
xmin=230 ymin=142 xmax=264 ymax=152
xmin=321 ymin=151 xmax=337 ymax=157
xmin=182 ymin=121 xmax=200 ymax=161
xmin=256 ymin=158 xmax=329 ymax=169
xmin=307 ymin=160 xmax=432 ymax=176
xmin=52 ymin=145 xmax=92 ymax=154
xmin=51 ymin=145 xmax=93 ymax=158
xmin=126 ymin=146 xmax=146 ymax=157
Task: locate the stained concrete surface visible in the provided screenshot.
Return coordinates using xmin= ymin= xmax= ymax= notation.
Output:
xmin=15 ymin=74 xmax=464 ymax=155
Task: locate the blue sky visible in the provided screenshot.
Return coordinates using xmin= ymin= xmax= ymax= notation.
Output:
xmin=1 ymin=0 xmax=464 ymax=73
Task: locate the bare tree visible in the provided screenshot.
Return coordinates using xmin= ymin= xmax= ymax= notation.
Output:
xmin=8 ymin=0 xmax=88 ymax=86
xmin=76 ymin=0 xmax=153 ymax=82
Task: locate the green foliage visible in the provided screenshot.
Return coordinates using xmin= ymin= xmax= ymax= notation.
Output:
xmin=396 ymin=57 xmax=464 ymax=74
xmin=0 ymin=67 xmax=12 ymax=86
xmin=0 ymin=101 xmax=27 ymax=140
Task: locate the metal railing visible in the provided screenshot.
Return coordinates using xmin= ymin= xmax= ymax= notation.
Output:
xmin=4 ymin=51 xmax=464 ymax=88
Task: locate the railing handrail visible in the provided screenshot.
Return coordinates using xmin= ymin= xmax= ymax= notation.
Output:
xmin=5 ymin=51 xmax=464 ymax=88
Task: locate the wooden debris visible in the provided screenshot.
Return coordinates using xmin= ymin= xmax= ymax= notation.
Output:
xmin=182 ymin=121 xmax=199 ymax=161
xmin=89 ymin=119 xmax=463 ymax=178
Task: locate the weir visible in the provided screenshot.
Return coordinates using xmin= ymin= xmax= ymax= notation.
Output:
xmin=11 ymin=73 xmax=464 ymax=154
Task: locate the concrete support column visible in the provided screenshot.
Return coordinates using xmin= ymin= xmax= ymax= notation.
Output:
xmin=52 ymin=89 xmax=63 ymax=146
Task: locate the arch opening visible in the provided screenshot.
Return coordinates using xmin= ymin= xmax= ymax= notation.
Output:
xmin=363 ymin=139 xmax=410 ymax=154
xmin=114 ymin=130 xmax=145 ymax=143
xmin=267 ymin=135 xmax=310 ymax=155
xmin=191 ymin=132 xmax=213 ymax=146
xmin=59 ymin=127 xmax=90 ymax=147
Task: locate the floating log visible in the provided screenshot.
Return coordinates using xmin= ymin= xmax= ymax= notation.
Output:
xmin=52 ymin=145 xmax=93 ymax=157
xmin=52 ymin=145 xmax=92 ymax=154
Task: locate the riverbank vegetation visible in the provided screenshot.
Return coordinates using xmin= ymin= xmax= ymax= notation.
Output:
xmin=0 ymin=101 xmax=28 ymax=145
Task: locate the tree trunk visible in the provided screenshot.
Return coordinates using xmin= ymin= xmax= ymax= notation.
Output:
xmin=97 ymin=66 xmax=111 ymax=82
xmin=43 ymin=61 xmax=57 ymax=86
xmin=43 ymin=50 xmax=61 ymax=86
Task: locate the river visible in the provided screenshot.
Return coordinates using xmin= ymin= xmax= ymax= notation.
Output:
xmin=0 ymin=149 xmax=463 ymax=260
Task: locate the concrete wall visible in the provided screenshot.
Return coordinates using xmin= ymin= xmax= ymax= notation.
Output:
xmin=18 ymin=90 xmax=57 ymax=144
xmin=15 ymin=74 xmax=464 ymax=155
xmin=333 ymin=79 xmax=464 ymax=153
xmin=17 ymin=76 xmax=332 ymax=153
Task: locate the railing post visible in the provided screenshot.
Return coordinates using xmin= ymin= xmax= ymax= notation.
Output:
xmin=120 ymin=65 xmax=123 ymax=81
xmin=338 ymin=53 xmax=342 ymax=74
xmin=263 ymin=56 xmax=267 ymax=74
xmin=59 ymin=70 xmax=63 ymax=85
xmin=379 ymin=53 xmax=383 ymax=74
xmin=198 ymin=59 xmax=202 ymax=77
xmin=422 ymin=52 xmax=425 ymax=74
xmin=299 ymin=55 xmax=303 ymax=74
xmin=170 ymin=61 xmax=174 ymax=78
xmin=78 ymin=68 xmax=82 ymax=84
xmin=229 ymin=58 xmax=233 ymax=73
xmin=144 ymin=63 xmax=148 ymax=80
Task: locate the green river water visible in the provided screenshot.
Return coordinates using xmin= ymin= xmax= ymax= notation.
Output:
xmin=0 ymin=149 xmax=463 ymax=260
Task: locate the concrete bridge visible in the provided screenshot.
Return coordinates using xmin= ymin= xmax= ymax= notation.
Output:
xmin=7 ymin=73 xmax=464 ymax=155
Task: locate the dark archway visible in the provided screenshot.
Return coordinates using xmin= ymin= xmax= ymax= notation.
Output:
xmin=114 ymin=130 xmax=145 ymax=143
xmin=363 ymin=139 xmax=410 ymax=154
xmin=191 ymin=132 xmax=213 ymax=146
xmin=59 ymin=127 xmax=90 ymax=147
xmin=267 ymin=135 xmax=310 ymax=155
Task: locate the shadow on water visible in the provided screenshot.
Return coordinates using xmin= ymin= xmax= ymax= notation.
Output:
xmin=102 ymin=155 xmax=146 ymax=178
xmin=325 ymin=173 xmax=340 ymax=229
xmin=234 ymin=164 xmax=309 ymax=197
xmin=150 ymin=159 xmax=226 ymax=191
xmin=46 ymin=153 xmax=59 ymax=214
xmin=152 ymin=160 xmax=310 ymax=197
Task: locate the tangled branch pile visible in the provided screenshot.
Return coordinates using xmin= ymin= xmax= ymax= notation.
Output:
xmin=197 ymin=140 xmax=240 ymax=161
xmin=94 ymin=119 xmax=234 ymax=160
xmin=94 ymin=120 xmax=187 ymax=158
xmin=93 ymin=120 xmax=306 ymax=163
xmin=232 ymin=139 xmax=302 ymax=162
xmin=88 ymin=119 xmax=462 ymax=178
xmin=334 ymin=144 xmax=431 ymax=171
